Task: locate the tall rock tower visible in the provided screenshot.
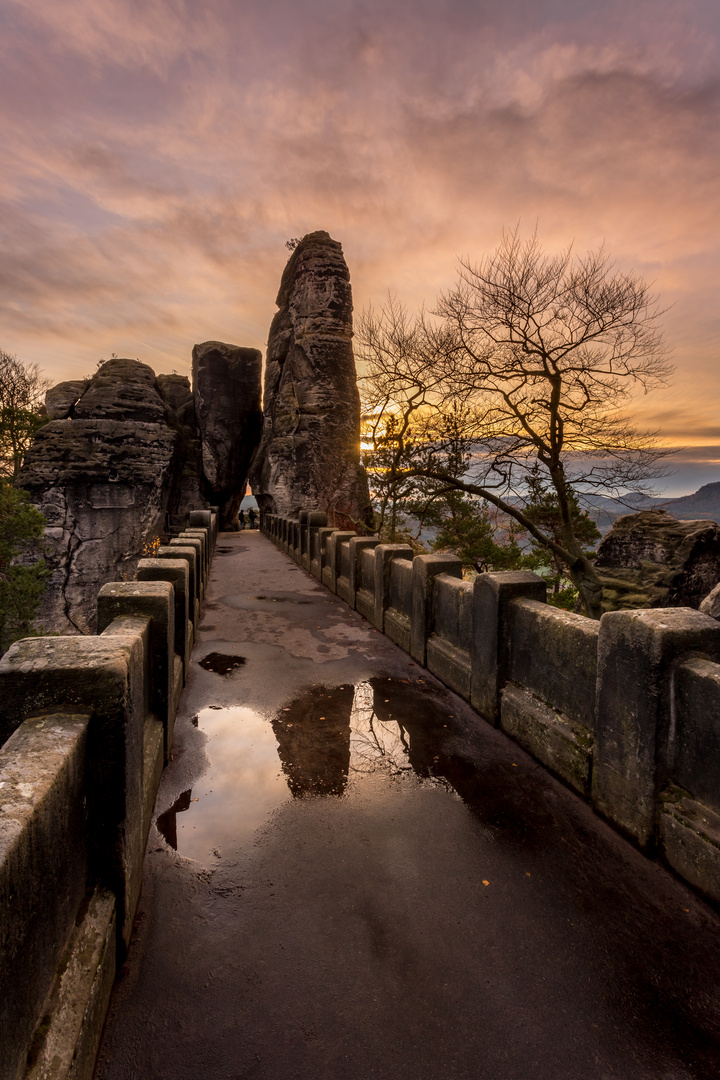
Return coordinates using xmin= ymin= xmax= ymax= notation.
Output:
xmin=250 ymin=231 xmax=372 ymax=529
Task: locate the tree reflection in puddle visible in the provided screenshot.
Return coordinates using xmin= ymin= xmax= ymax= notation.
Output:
xmin=349 ymin=682 xmax=414 ymax=779
xmin=157 ymin=679 xmax=458 ymax=864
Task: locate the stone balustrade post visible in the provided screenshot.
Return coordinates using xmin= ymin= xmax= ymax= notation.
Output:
xmin=136 ymin=558 xmax=191 ymax=678
xmin=332 ymin=531 xmax=356 ymax=594
xmin=592 ymin=607 xmax=720 ymax=849
xmin=0 ymin=628 xmax=150 ymax=950
xmin=182 ymin=528 xmax=209 ymax=578
xmin=471 ymin=571 xmax=547 ymax=724
xmin=157 ymin=544 xmax=199 ymax=614
xmin=348 ymin=537 xmax=380 ymax=610
xmin=410 ymin=554 xmax=463 ymax=664
xmin=372 ymin=544 xmax=414 ymax=631
xmin=298 ymin=512 xmax=309 ymax=567
xmin=315 ymin=528 xmax=335 ymax=582
xmin=97 ymin=581 xmax=178 ymax=760
xmin=188 ymin=509 xmax=216 ymax=552
xmin=304 ymin=511 xmax=327 ymax=571
xmin=170 ymin=537 xmax=204 ymax=598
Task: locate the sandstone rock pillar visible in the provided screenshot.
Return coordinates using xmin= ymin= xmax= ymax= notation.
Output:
xmin=249 ymin=231 xmax=372 ymax=530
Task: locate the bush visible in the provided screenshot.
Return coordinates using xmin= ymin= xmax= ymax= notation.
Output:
xmin=0 ymin=482 xmax=48 ymax=655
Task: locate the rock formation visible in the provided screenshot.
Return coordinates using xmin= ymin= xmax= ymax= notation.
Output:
xmin=44 ymin=379 xmax=90 ymax=419
xmin=20 ymin=352 xmax=261 ymax=634
xmin=700 ymin=582 xmax=720 ymax=620
xmin=595 ymin=508 xmax=720 ymax=611
xmin=249 ymin=231 xmax=372 ymax=529
xmin=192 ymin=342 xmax=263 ymax=529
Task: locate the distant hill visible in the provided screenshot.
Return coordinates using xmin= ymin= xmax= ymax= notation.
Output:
xmin=658 ymin=482 xmax=720 ymax=519
xmin=584 ymin=483 xmax=720 ymax=536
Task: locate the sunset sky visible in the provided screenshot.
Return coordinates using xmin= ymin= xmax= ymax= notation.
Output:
xmin=1 ymin=0 xmax=719 ymax=494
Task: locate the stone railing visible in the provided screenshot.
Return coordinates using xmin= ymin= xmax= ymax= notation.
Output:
xmin=264 ymin=510 xmax=720 ymax=908
xmin=0 ymin=509 xmax=217 ymax=1080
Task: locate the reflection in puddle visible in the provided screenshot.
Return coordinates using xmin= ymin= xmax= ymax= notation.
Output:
xmin=272 ymin=686 xmax=352 ymax=797
xmin=199 ymin=652 xmax=246 ymax=675
xmin=160 ymin=679 xmax=458 ymax=863
xmin=164 ymin=706 xmax=291 ymax=862
xmin=156 ymin=789 xmax=192 ymax=849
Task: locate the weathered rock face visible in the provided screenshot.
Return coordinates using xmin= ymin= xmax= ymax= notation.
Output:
xmin=24 ymin=354 xmax=262 ymax=633
xmin=192 ymin=342 xmax=263 ymax=529
xmin=700 ymin=582 xmax=720 ymax=620
xmin=249 ymin=231 xmax=372 ymax=529
xmin=73 ymin=359 xmax=166 ymax=423
xmin=20 ymin=418 xmax=178 ymax=633
xmin=595 ymin=509 xmax=720 ymax=611
xmin=44 ymin=379 xmax=90 ymax=420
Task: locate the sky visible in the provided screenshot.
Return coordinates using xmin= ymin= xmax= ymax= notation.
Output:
xmin=1 ymin=0 xmax=719 ymax=495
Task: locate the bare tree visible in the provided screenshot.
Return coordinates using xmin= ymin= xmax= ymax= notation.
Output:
xmin=0 ymin=351 xmax=50 ymax=481
xmin=358 ymin=231 xmax=674 ymax=617
xmin=357 ymin=296 xmax=470 ymax=537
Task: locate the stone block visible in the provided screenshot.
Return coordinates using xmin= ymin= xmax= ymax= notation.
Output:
xmin=328 ymin=531 xmax=355 ymax=595
xmin=313 ymin=527 xmax=335 ymax=580
xmin=97 ymin=581 xmax=176 ymax=760
xmin=165 ymin=541 xmax=201 ymax=600
xmin=291 ymin=520 xmax=302 ymax=563
xmin=426 ymin=636 xmax=472 ymax=700
xmin=0 ymin=634 xmax=148 ymax=950
xmin=673 ymin=656 xmax=720 ymax=809
xmin=181 ymin=527 xmax=209 ymax=577
xmin=188 ymin=509 xmax=216 ymax=551
xmin=411 ymin=554 xmax=463 ymax=664
xmin=592 ymin=607 xmax=720 ymax=849
xmin=0 ymin=711 xmax=91 ymax=1080
xmin=136 ymin=557 xmax=191 ymax=679
xmin=373 ymin=545 xmax=413 ymax=632
xmin=347 ymin=538 xmax=380 ymax=610
xmin=507 ymin=599 xmax=599 ymax=729
xmin=24 ymin=886 xmax=116 ymax=1080
xmin=471 ymin=571 xmax=547 ymax=724
xmin=500 ymin=683 xmax=593 ymax=796
xmin=384 ymin=557 xmax=414 ymax=651
xmin=172 ymin=535 xmax=205 ymax=594
xmin=660 ymin=786 xmax=720 ymax=906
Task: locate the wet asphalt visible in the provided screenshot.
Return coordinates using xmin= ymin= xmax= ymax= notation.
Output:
xmin=94 ymin=530 xmax=720 ymax=1080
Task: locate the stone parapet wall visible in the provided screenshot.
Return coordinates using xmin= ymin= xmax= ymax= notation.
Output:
xmin=0 ymin=509 xmax=217 ymax=1080
xmin=263 ymin=510 xmax=720 ymax=910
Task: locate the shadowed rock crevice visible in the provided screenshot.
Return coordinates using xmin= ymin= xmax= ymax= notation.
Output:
xmin=250 ymin=231 xmax=372 ymax=529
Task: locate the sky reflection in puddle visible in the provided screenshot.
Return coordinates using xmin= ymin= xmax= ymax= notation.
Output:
xmin=158 ymin=679 xmax=454 ymax=863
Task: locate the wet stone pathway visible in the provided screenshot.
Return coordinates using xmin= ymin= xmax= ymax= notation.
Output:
xmin=95 ymin=531 xmax=720 ymax=1080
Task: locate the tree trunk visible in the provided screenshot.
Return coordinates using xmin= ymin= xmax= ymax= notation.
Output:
xmin=569 ymin=554 xmax=604 ymax=619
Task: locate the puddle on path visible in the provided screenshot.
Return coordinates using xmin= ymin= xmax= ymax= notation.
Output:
xmin=198 ymin=652 xmax=246 ymax=675
xmin=158 ymin=678 xmax=460 ymax=863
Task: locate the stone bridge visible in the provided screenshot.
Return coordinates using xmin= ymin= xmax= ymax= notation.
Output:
xmin=2 ymin=510 xmax=720 ymax=1080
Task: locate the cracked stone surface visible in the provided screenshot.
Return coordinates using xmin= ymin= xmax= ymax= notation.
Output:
xmin=19 ymin=418 xmax=178 ymax=633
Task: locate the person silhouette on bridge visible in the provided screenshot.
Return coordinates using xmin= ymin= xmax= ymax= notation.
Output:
xmin=248 ymin=507 xmax=257 ymax=529
xmin=238 ymin=509 xmax=245 ymax=529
